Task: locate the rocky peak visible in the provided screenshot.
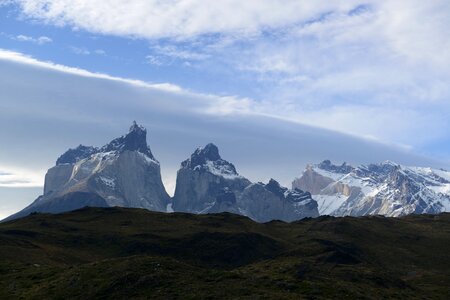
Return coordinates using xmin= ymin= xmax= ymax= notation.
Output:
xmin=265 ymin=179 xmax=313 ymax=203
xmin=265 ymin=179 xmax=286 ymax=198
xmin=101 ymin=121 xmax=155 ymax=159
xmin=181 ymin=143 xmax=238 ymax=177
xmin=56 ymin=145 xmax=99 ymax=165
xmin=318 ymin=160 xmax=354 ymax=174
xmin=353 ymin=161 xmax=400 ymax=180
xmin=184 ymin=143 xmax=221 ymax=167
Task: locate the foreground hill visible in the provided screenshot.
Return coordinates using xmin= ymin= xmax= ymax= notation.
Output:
xmin=0 ymin=208 xmax=449 ymax=299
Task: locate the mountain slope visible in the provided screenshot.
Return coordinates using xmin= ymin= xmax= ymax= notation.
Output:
xmin=293 ymin=160 xmax=450 ymax=217
xmin=0 ymin=207 xmax=449 ymax=299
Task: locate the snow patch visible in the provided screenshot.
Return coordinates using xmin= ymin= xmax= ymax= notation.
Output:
xmin=99 ymin=176 xmax=116 ymax=188
xmin=313 ymin=194 xmax=348 ymax=215
xmin=203 ymin=160 xmax=241 ymax=179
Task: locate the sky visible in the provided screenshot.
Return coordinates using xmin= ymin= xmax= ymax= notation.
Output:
xmin=1 ymin=1 xmax=450 ymax=219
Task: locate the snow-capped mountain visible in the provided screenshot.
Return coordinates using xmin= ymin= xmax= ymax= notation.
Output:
xmin=292 ymin=160 xmax=450 ymax=217
xmin=5 ymin=122 xmax=170 ymax=221
xmin=173 ymin=143 xmax=318 ymax=222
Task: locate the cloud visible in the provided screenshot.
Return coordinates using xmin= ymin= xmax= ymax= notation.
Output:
xmin=13 ymin=34 xmax=52 ymax=44
xmin=94 ymin=49 xmax=106 ymax=55
xmin=3 ymin=1 xmax=450 ymax=153
xmin=0 ymin=168 xmax=43 ymax=187
xmin=8 ymin=1 xmax=361 ymax=39
xmin=150 ymin=45 xmax=209 ymax=61
xmin=0 ymin=49 xmax=183 ymax=93
xmin=70 ymin=46 xmax=90 ymax=55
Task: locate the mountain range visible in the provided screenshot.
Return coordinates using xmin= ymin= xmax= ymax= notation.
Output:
xmin=293 ymin=160 xmax=450 ymax=217
xmin=4 ymin=122 xmax=317 ymax=222
xmin=4 ymin=122 xmax=450 ymax=221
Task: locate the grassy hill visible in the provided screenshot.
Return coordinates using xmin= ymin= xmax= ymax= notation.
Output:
xmin=0 ymin=207 xmax=449 ymax=299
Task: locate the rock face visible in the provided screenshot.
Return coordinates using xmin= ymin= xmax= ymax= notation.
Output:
xmin=6 ymin=122 xmax=170 ymax=221
xmin=173 ymin=143 xmax=251 ymax=213
xmin=173 ymin=144 xmax=319 ymax=222
xmin=293 ymin=160 xmax=450 ymax=217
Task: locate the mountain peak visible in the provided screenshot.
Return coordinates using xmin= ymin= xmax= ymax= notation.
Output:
xmin=56 ymin=145 xmax=99 ymax=165
xmin=184 ymin=143 xmax=221 ymax=167
xmin=318 ymin=159 xmax=354 ymax=174
xmin=102 ymin=122 xmax=154 ymax=159
xmin=195 ymin=143 xmax=220 ymax=161
xmin=180 ymin=143 xmax=240 ymax=178
xmin=129 ymin=121 xmax=146 ymax=134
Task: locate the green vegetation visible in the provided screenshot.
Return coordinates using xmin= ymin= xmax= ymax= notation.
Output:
xmin=0 ymin=207 xmax=449 ymax=299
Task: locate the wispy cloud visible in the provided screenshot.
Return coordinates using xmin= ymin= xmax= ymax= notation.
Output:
xmin=8 ymin=33 xmax=52 ymax=44
xmin=0 ymin=167 xmax=43 ymax=187
xmin=70 ymin=46 xmax=90 ymax=55
xmin=5 ymin=1 xmax=362 ymax=39
xmin=0 ymin=49 xmax=183 ymax=93
xmin=94 ymin=49 xmax=106 ymax=55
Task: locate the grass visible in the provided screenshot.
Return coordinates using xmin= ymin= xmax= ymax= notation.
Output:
xmin=0 ymin=207 xmax=449 ymax=299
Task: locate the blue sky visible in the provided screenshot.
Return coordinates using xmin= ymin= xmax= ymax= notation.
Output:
xmin=1 ymin=0 xmax=450 ymax=218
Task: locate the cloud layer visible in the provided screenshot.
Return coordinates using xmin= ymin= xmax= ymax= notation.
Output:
xmin=3 ymin=0 xmax=450 ymax=155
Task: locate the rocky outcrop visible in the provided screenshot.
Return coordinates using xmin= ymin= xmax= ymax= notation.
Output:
xmin=292 ymin=165 xmax=334 ymax=195
xmin=5 ymin=122 xmax=170 ymax=221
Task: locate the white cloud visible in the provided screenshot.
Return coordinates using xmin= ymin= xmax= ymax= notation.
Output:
xmin=4 ymin=1 xmax=450 ymax=151
xmin=94 ymin=49 xmax=106 ymax=55
xmin=70 ymin=46 xmax=90 ymax=55
xmin=0 ymin=49 xmax=183 ymax=93
xmin=0 ymin=167 xmax=44 ymax=187
xmin=10 ymin=1 xmax=361 ymax=39
xmin=14 ymin=34 xmax=52 ymax=44
xmin=150 ymin=45 xmax=209 ymax=61
xmin=145 ymin=55 xmax=164 ymax=66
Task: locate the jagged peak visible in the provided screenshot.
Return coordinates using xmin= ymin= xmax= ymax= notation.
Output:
xmin=194 ymin=143 xmax=221 ymax=161
xmin=56 ymin=122 xmax=156 ymax=165
xmin=183 ymin=143 xmax=221 ymax=167
xmin=101 ymin=122 xmax=155 ymax=159
xmin=181 ymin=143 xmax=239 ymax=178
xmin=265 ymin=178 xmax=287 ymax=198
xmin=317 ymin=160 xmax=354 ymax=174
xmin=56 ymin=145 xmax=99 ymax=165
xmin=381 ymin=160 xmax=400 ymax=167
xmin=264 ymin=179 xmax=313 ymax=203
xmin=129 ymin=120 xmax=146 ymax=134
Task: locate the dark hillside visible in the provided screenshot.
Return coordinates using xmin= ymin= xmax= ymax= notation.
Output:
xmin=1 ymin=207 xmax=449 ymax=299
